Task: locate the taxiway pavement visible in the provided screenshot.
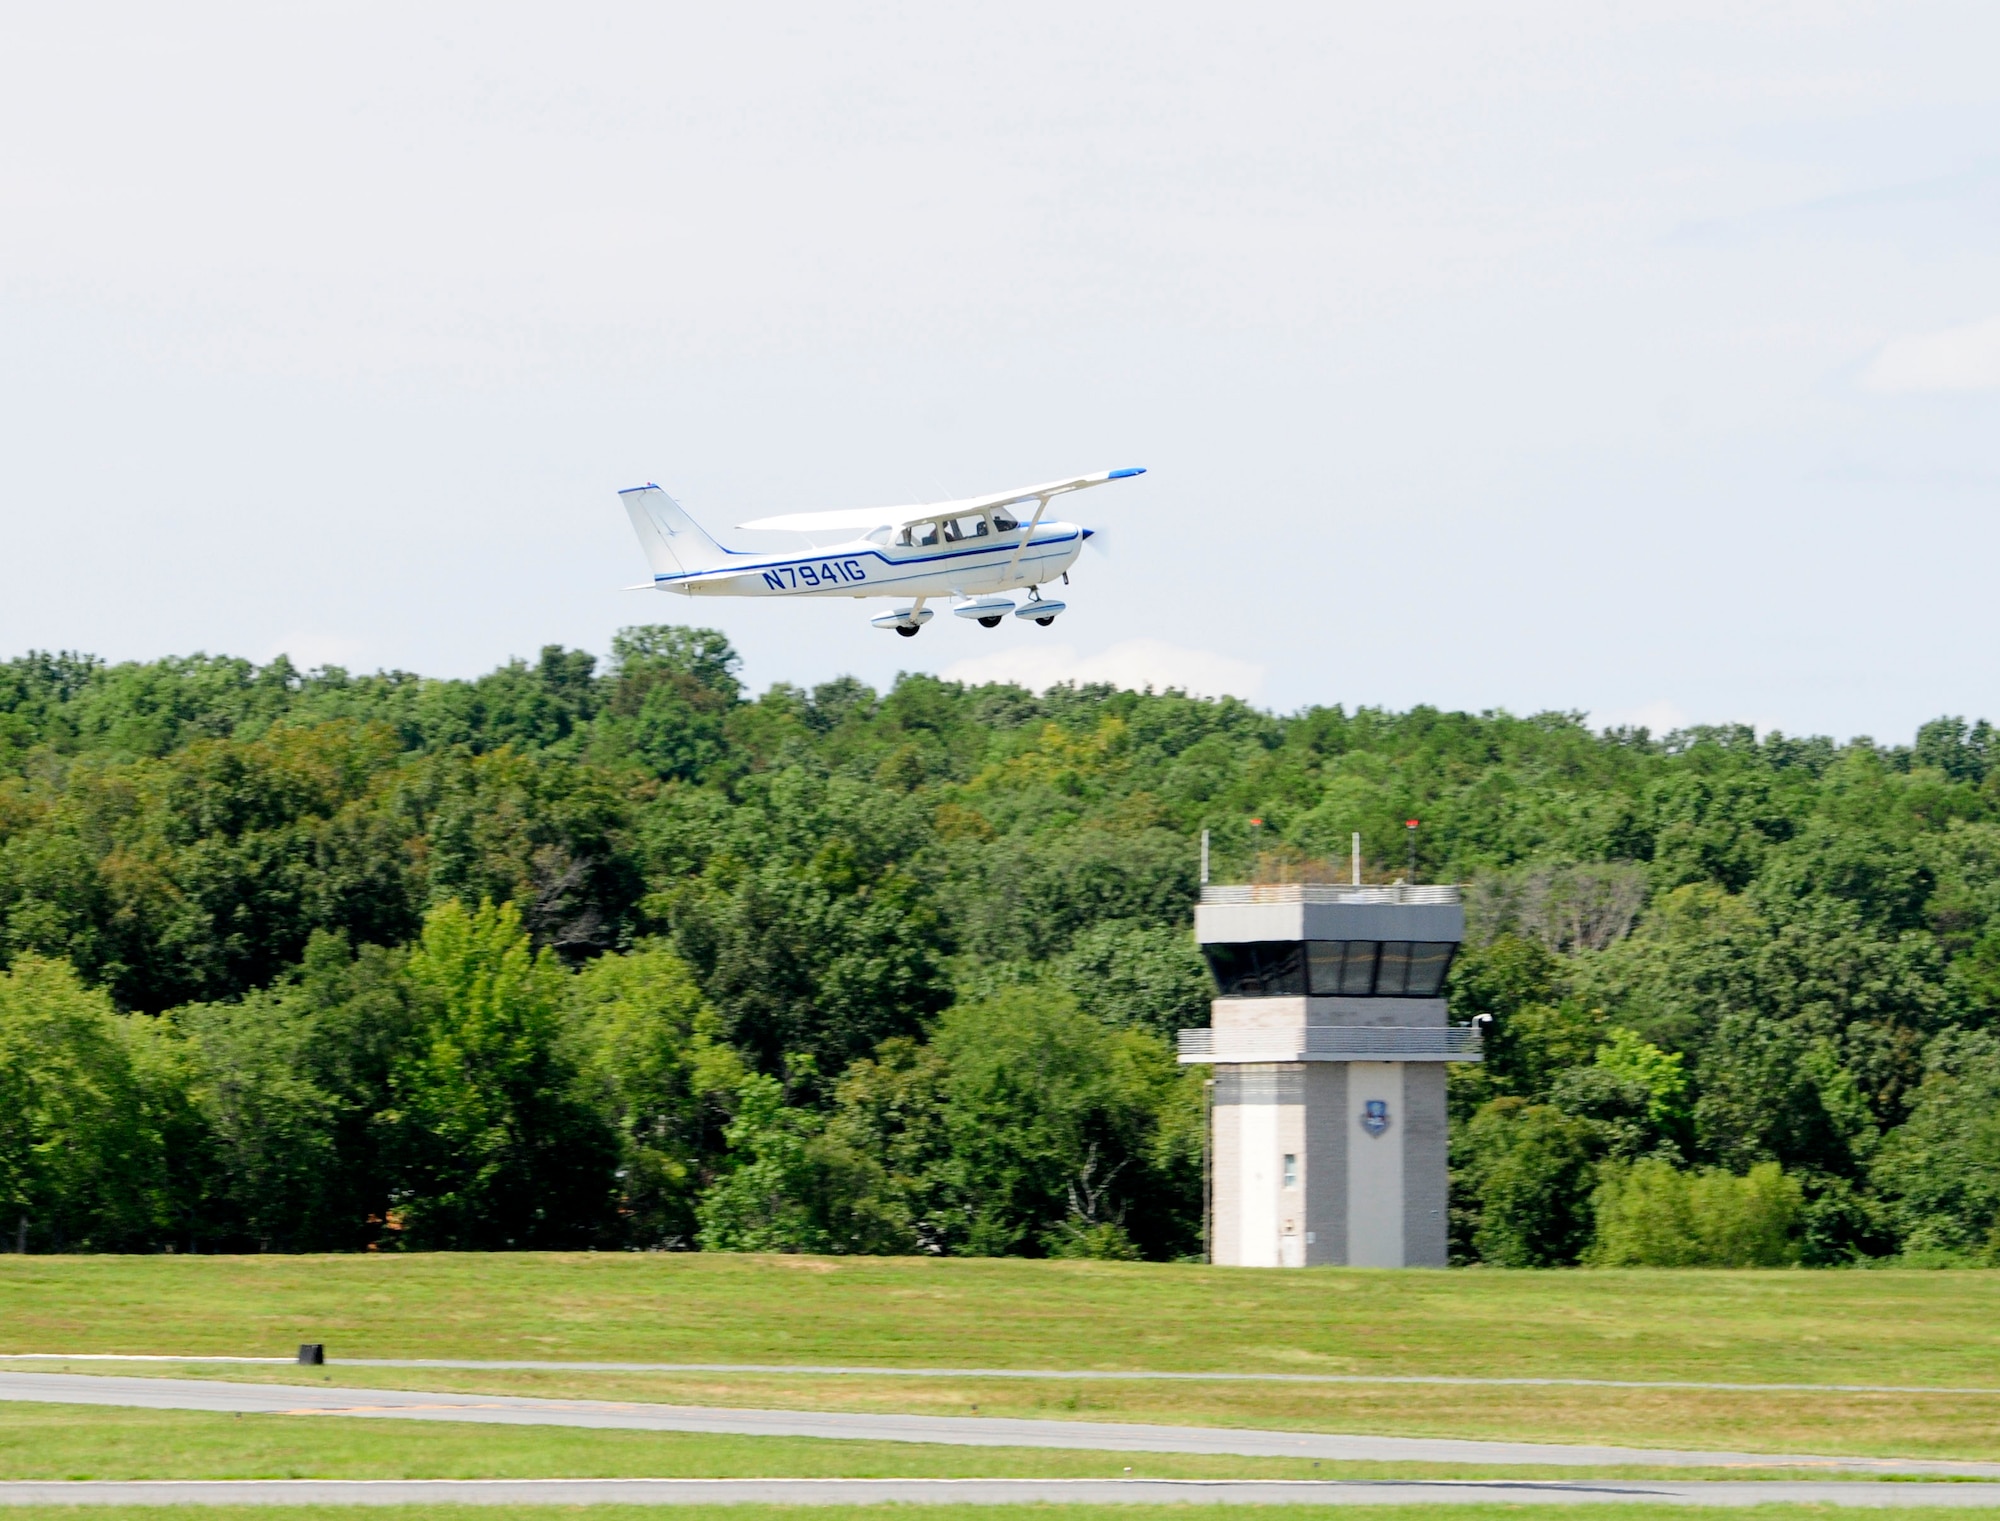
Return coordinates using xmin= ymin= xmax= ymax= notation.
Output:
xmin=1 ymin=1371 xmax=1995 ymax=1479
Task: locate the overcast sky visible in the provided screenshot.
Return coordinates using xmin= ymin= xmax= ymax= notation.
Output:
xmin=2 ymin=2 xmax=1995 ymax=741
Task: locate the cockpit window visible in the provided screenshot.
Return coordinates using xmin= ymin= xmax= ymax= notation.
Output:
xmin=992 ymin=510 xmax=1020 ymax=532
xmin=914 ymin=521 xmax=941 ymax=547
xmin=941 ymin=515 xmax=988 ymax=542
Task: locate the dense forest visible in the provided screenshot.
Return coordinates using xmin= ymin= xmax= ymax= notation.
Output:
xmin=1 ymin=627 xmax=1997 ymax=1265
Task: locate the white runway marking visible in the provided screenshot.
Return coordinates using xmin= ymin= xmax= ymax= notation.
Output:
xmin=0 ymin=1371 xmax=1995 ymax=1478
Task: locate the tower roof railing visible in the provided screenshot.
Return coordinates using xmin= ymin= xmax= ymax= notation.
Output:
xmin=1199 ymin=882 xmax=1461 ymax=906
xmin=1179 ymin=1025 xmax=1482 ymax=1063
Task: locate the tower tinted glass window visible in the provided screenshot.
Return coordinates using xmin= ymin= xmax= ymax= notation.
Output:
xmin=1374 ymin=941 xmax=1413 ymax=995
xmin=1307 ymin=940 xmax=1378 ymax=996
xmin=1404 ymin=941 xmax=1456 ymax=996
xmin=1205 ymin=940 xmax=1454 ymax=998
xmin=1306 ymin=941 xmax=1343 ymax=995
xmin=1250 ymin=942 xmax=1305 ymax=996
xmin=1336 ymin=940 xmax=1377 ymax=995
xmin=1203 ymin=941 xmax=1307 ymax=997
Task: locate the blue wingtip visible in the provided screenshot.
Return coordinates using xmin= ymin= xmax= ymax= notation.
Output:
xmin=1108 ymin=467 xmax=1146 ymax=479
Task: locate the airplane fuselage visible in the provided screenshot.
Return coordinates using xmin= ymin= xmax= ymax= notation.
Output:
xmin=651 ymin=521 xmax=1086 ymax=600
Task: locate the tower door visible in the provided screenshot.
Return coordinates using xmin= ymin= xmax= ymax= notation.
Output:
xmin=1278 ymin=1224 xmax=1304 ymax=1268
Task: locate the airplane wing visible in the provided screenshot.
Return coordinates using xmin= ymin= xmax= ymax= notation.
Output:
xmin=734 ymin=468 xmax=1144 ymax=533
xmin=951 ymin=468 xmax=1145 ymax=518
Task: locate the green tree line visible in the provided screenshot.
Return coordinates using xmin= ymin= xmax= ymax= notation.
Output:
xmin=1 ymin=630 xmax=1996 ymax=1263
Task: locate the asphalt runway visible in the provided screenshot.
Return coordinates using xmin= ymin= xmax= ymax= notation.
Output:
xmin=2 ymin=1371 xmax=1996 ymax=1479
xmin=2 ymin=1478 xmax=2000 ymax=1506
xmin=8 ymin=1353 xmax=1997 ymax=1398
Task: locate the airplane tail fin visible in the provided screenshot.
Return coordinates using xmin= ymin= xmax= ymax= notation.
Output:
xmin=619 ymin=484 xmax=733 ymax=580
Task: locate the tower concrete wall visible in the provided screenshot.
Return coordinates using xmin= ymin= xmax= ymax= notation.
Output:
xmin=1401 ymin=1062 xmax=1449 ymax=1267
xmin=1191 ymin=885 xmax=1474 ymax=1269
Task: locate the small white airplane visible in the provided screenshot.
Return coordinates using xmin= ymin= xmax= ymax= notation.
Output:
xmin=620 ymin=468 xmax=1145 ymax=636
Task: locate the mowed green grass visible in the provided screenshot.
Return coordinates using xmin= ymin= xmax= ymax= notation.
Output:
xmin=6 ymin=1255 xmax=2000 ymax=1466
xmin=0 ymin=1402 xmax=1858 ymax=1483
xmin=5 ymin=1254 xmax=1999 ymax=1384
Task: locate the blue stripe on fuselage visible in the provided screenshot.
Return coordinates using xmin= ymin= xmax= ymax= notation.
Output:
xmin=649 ymin=534 xmax=1080 ymax=587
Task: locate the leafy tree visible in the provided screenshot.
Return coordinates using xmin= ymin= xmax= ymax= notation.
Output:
xmin=289 ymin=931 xmax=421 ymax=1246
xmin=1592 ymin=1027 xmax=1690 ymax=1131
xmin=594 ymin=626 xmax=742 ymax=784
xmin=695 ymin=1066 xmax=833 ymax=1253
xmin=669 ymin=853 xmax=951 ymax=1085
xmin=385 ymin=900 xmax=617 ymax=1247
xmin=930 ymin=987 xmax=1191 ymax=1259
xmin=1453 ymin=1098 xmax=1600 ymax=1266
xmin=1914 ymin=717 xmax=1996 ymax=786
xmin=0 ymin=956 xmax=172 ymax=1250
xmin=1056 ymin=919 xmax=1213 ymax=1040
xmin=1870 ymin=1030 xmax=2000 ymax=1259
xmin=1693 ymin=1013 xmax=1877 ymax=1176
xmin=565 ymin=940 xmax=738 ymax=1247
xmin=8 ymin=625 xmax=2000 ymax=1263
xmin=1589 ymin=1159 xmax=1803 ymax=1267
xmin=1645 ymin=770 xmax=1800 ymax=893
xmin=811 ymin=1036 xmax=955 ymax=1254
xmin=422 ymin=748 xmax=643 ymax=958
xmin=1946 ymin=925 xmax=2000 ymax=1021
xmin=173 ymin=989 xmax=340 ymax=1250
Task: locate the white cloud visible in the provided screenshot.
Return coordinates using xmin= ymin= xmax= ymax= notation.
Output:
xmin=1861 ymin=317 xmax=2000 ymax=393
xmin=942 ymin=638 xmax=1266 ymax=701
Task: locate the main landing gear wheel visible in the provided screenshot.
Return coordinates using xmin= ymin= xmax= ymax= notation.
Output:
xmin=1034 ymin=616 xmax=1055 ymax=626
xmin=872 ymin=607 xmax=934 ymax=636
xmin=978 ymin=616 xmax=1002 ymax=628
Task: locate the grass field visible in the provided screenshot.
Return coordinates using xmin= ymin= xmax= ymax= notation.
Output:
xmin=5 ymin=1255 xmax=2000 ymax=1475
xmin=6 ymin=1255 xmax=2000 ymax=1383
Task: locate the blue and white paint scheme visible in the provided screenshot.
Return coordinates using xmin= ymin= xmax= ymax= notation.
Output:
xmin=620 ymin=468 xmax=1145 ymax=636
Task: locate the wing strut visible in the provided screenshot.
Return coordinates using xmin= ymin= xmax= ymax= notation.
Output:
xmin=1001 ymin=495 xmax=1054 ymax=586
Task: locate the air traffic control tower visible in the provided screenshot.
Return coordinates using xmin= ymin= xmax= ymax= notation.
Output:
xmin=1180 ymin=883 xmax=1480 ymax=1268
